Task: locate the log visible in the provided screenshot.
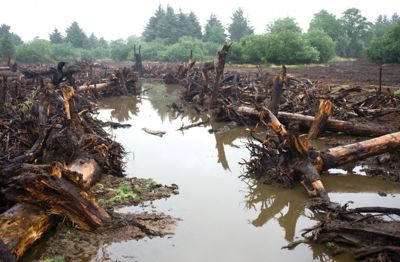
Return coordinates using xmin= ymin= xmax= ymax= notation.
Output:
xmin=234 ymin=106 xmax=397 ymax=137
xmin=317 ymin=131 xmax=400 ymax=171
xmin=308 ymin=99 xmax=334 ymax=139
xmin=77 ymin=82 xmax=113 ymax=92
xmin=278 ymin=111 xmax=397 ymax=137
xmin=0 ymin=203 xmax=55 ymax=261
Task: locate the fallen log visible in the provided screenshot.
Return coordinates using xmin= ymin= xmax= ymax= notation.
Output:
xmin=77 ymin=82 xmax=113 ymax=92
xmin=317 ymin=131 xmax=400 ymax=171
xmin=0 ymin=203 xmax=55 ymax=261
xmin=278 ymin=112 xmax=398 ymax=137
xmin=233 ymin=106 xmax=397 ymax=137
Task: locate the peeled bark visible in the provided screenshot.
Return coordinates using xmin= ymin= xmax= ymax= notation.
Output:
xmin=0 ymin=204 xmax=55 ymax=261
xmin=308 ymin=99 xmax=334 ymax=139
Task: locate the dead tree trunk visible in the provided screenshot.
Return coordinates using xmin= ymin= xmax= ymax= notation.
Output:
xmin=133 ymin=45 xmax=144 ymax=75
xmin=308 ymin=99 xmax=334 ymax=139
xmin=116 ymin=69 xmax=129 ymax=96
xmin=0 ymin=203 xmax=55 ymax=261
xmin=212 ymin=43 xmax=231 ymax=106
xmin=268 ymin=66 xmax=287 ymax=116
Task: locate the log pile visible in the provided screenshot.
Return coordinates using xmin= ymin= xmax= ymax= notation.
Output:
xmin=0 ymin=62 xmax=132 ymax=260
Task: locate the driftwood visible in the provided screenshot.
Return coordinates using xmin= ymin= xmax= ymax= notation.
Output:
xmin=268 ymin=66 xmax=287 ymax=116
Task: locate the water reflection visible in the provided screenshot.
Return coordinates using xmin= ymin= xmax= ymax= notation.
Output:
xmin=99 ymin=95 xmax=141 ymax=122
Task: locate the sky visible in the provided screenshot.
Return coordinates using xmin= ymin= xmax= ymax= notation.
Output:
xmin=1 ymin=0 xmax=399 ymax=42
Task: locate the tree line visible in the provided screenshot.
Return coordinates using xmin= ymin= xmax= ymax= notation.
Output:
xmin=0 ymin=5 xmax=399 ymax=64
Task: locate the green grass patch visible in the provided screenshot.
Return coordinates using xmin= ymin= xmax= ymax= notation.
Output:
xmin=98 ymin=184 xmax=141 ymax=206
xmin=42 ymin=257 xmax=64 ymax=262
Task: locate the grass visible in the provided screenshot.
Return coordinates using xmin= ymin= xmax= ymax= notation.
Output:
xmin=98 ymin=184 xmax=141 ymax=206
xmin=42 ymin=257 xmax=64 ymax=262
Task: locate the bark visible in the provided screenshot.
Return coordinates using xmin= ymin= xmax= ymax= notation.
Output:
xmin=308 ymin=99 xmax=334 ymax=139
xmin=0 ymin=203 xmax=55 ymax=261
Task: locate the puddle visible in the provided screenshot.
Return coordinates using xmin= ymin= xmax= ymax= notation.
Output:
xmin=97 ymin=83 xmax=400 ymax=262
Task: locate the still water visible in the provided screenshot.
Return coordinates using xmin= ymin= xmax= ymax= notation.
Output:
xmin=97 ymin=83 xmax=400 ymax=262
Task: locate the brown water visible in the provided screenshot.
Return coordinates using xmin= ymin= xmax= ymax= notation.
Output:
xmin=97 ymin=83 xmax=400 ymax=262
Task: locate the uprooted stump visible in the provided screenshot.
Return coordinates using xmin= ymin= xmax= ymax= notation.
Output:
xmin=285 ymin=202 xmax=400 ymax=261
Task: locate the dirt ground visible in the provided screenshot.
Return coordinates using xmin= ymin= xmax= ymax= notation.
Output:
xmin=227 ymin=59 xmax=400 ymax=89
xmin=23 ymin=176 xmax=179 ymax=262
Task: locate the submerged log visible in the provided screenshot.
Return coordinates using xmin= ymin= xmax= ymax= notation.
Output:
xmin=308 ymin=99 xmax=334 ymax=139
xmin=0 ymin=203 xmax=55 ymax=261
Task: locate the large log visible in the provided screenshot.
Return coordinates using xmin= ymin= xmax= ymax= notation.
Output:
xmin=317 ymin=131 xmax=400 ymax=171
xmin=278 ymin=111 xmax=396 ymax=137
xmin=0 ymin=203 xmax=55 ymax=261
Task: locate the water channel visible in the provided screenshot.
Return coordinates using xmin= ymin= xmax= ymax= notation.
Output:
xmin=96 ymin=83 xmax=400 ymax=262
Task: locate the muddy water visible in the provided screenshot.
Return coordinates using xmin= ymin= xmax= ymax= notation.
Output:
xmin=97 ymin=83 xmax=400 ymax=262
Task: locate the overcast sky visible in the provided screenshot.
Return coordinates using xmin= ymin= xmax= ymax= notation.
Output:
xmin=2 ymin=0 xmax=399 ymax=41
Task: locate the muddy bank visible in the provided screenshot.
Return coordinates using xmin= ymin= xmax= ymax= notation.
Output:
xmin=27 ymin=176 xmax=179 ymax=262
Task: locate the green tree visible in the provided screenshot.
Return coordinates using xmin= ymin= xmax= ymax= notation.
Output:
xmin=88 ymin=33 xmax=99 ymax=48
xmin=203 ymin=14 xmax=226 ymax=44
xmin=49 ymin=28 xmax=63 ymax=44
xmin=15 ymin=39 xmax=53 ymax=63
xmin=267 ymin=17 xmax=301 ymax=34
xmin=143 ymin=5 xmax=166 ymax=42
xmin=367 ymin=22 xmax=400 ymax=63
xmin=186 ymin=12 xmax=202 ymax=39
xmin=228 ymin=8 xmax=254 ymax=41
xmin=309 ymin=10 xmax=344 ymax=42
xmin=65 ymin=21 xmax=88 ymax=48
xmin=340 ymin=8 xmax=372 ymax=57
xmin=0 ymin=24 xmax=22 ymax=46
xmin=0 ymin=33 xmax=16 ymax=60
xmin=51 ymin=43 xmax=80 ymax=61
xmin=109 ymin=39 xmax=130 ymax=61
xmin=306 ymin=30 xmax=335 ymax=62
